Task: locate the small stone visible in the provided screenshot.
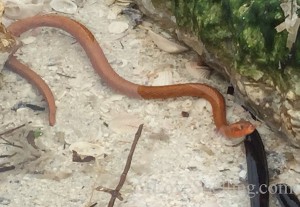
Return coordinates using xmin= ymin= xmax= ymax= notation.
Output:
xmin=286 ymin=90 xmax=296 ymax=101
xmin=239 ymin=169 xmax=247 ymax=180
xmin=181 ymin=111 xmax=189 ymax=117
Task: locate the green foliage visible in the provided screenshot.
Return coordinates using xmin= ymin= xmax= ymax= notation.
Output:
xmin=33 ymin=128 xmax=43 ymax=138
xmin=172 ymin=0 xmax=296 ymax=70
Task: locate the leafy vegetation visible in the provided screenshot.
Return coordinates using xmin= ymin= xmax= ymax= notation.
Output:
xmin=171 ymin=0 xmax=298 ymax=70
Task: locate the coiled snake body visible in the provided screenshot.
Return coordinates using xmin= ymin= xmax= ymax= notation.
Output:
xmin=5 ymin=15 xmax=255 ymax=139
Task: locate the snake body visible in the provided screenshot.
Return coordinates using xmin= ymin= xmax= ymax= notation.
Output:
xmin=5 ymin=15 xmax=255 ymax=138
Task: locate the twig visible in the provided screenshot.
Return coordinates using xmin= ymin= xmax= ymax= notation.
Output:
xmin=0 ymin=122 xmax=30 ymax=149
xmin=0 ymin=165 xmax=15 ymax=173
xmin=107 ymin=124 xmax=143 ymax=206
xmin=0 ymin=122 xmax=30 ymax=137
xmin=0 ymin=152 xmax=17 ymax=158
xmin=56 ymin=72 xmax=76 ymax=79
xmin=96 ymin=124 xmax=143 ymax=207
xmin=0 ymin=137 xmax=23 ymax=148
xmin=95 ymin=186 xmax=123 ymax=201
xmin=88 ymin=202 xmax=97 ymax=207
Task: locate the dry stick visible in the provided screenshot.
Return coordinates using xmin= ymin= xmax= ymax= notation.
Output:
xmin=96 ymin=124 xmax=143 ymax=207
xmin=0 ymin=122 xmax=31 ymax=148
xmin=0 ymin=137 xmax=23 ymax=149
xmin=0 ymin=123 xmax=30 ymax=173
xmin=0 ymin=122 xmax=30 ymax=137
xmin=0 ymin=165 xmax=15 ymax=173
xmin=108 ymin=124 xmax=143 ymax=207
xmin=0 ymin=152 xmax=17 ymax=158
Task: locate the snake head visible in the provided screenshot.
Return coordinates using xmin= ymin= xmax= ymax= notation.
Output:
xmin=224 ymin=120 xmax=256 ymax=139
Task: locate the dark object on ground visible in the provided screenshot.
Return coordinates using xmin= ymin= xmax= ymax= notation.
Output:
xmin=244 ymin=129 xmax=269 ymax=207
xmin=226 ymin=85 xmax=234 ymax=95
xmin=273 ymin=184 xmax=300 ymax=207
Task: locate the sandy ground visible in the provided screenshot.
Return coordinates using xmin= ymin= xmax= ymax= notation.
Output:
xmin=0 ymin=1 xmax=299 ymax=207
